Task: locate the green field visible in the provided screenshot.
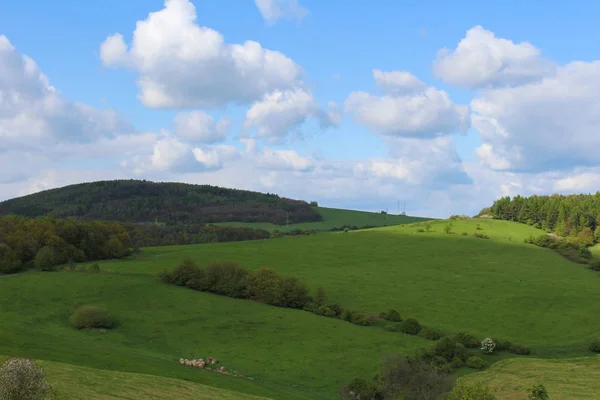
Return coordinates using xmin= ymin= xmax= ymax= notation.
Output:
xmin=214 ymin=206 xmax=431 ymax=232
xmin=2 ymin=218 xmax=600 ymax=398
xmin=463 ymin=356 xmax=600 ymax=399
xmin=0 ymin=356 xmax=270 ymax=400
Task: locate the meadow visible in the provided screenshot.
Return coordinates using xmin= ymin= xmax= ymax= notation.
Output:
xmin=2 ymin=217 xmax=600 ymax=398
xmin=214 ymin=206 xmax=431 ymax=232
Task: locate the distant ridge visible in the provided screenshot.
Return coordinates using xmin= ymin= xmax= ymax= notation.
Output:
xmin=0 ymin=179 xmax=322 ymax=225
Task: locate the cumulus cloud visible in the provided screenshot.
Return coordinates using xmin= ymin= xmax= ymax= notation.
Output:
xmin=99 ymin=0 xmax=304 ymax=108
xmin=243 ymin=88 xmax=340 ymax=142
xmin=173 ymin=110 xmax=230 ymax=144
xmin=254 ymin=0 xmax=308 ymax=24
xmin=471 ymin=59 xmax=600 ymax=172
xmin=254 ymin=148 xmax=314 ymax=171
xmin=434 ymin=25 xmax=554 ymax=89
xmin=345 ymin=70 xmax=469 ymax=138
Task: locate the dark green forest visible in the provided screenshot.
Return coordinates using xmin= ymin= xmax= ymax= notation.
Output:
xmin=485 ymin=193 xmax=600 ymax=243
xmin=0 ymin=215 xmax=271 ymax=274
xmin=0 ymin=180 xmax=322 ymax=225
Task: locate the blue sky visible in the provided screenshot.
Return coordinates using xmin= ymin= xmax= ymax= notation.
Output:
xmin=1 ymin=0 xmax=600 ymax=217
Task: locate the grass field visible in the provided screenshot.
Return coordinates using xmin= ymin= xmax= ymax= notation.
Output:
xmin=463 ymin=356 xmax=600 ymax=399
xmin=3 ymin=218 xmax=600 ymax=398
xmin=214 ymin=206 xmax=431 ymax=232
xmin=0 ymin=356 xmax=270 ymax=400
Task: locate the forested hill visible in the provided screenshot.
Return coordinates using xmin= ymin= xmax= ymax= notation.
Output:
xmin=482 ymin=193 xmax=600 ymax=238
xmin=0 ymin=180 xmax=322 ymax=225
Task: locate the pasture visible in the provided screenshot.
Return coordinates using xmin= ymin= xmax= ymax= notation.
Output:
xmin=2 ymin=218 xmax=600 ymax=398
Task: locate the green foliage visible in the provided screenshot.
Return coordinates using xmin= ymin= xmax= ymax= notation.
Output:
xmin=0 ymin=243 xmax=23 ymax=274
xmin=481 ymin=337 xmax=495 ymax=354
xmin=527 ymin=383 xmax=549 ymax=400
xmin=421 ymin=327 xmax=443 ymax=340
xmin=476 ymin=224 xmax=483 ymax=231
xmin=444 ymin=381 xmax=497 ymax=400
xmin=399 ymin=318 xmax=421 ymax=335
xmin=444 ymin=223 xmax=454 ymax=234
xmin=35 ymin=246 xmax=59 ymax=271
xmin=383 ymin=309 xmax=402 ymax=322
xmin=465 ymin=356 xmax=485 ymax=370
xmin=343 ymin=377 xmax=383 ymax=400
xmin=203 ymin=261 xmax=249 ymax=298
xmin=0 ymin=358 xmax=55 ymax=400
xmin=589 ymin=337 xmax=600 ymax=352
xmin=425 ymin=223 xmax=432 ymax=232
xmin=70 ymin=305 xmax=115 ymax=330
xmin=315 ymin=286 xmax=326 ymax=305
xmin=342 ymin=310 xmax=371 ymax=326
xmin=454 ymin=332 xmax=480 ymax=348
xmin=508 ymin=343 xmax=531 ymax=355
xmin=379 ymin=354 xmax=451 ymax=400
xmin=473 ymin=232 xmax=489 ymax=239
xmin=89 ymin=263 xmax=101 ymax=273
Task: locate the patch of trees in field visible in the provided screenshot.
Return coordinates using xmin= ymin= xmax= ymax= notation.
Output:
xmin=0 ymin=215 xmax=271 ymax=274
xmin=0 ymin=179 xmax=322 ymax=225
xmin=485 ymin=193 xmax=600 ymax=241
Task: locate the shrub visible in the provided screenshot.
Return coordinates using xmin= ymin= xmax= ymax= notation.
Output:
xmin=449 ymin=356 xmax=465 ymax=369
xmin=461 ymin=232 xmax=468 ymax=236
xmin=278 ymin=276 xmax=311 ymax=308
xmin=327 ymin=303 xmax=344 ymax=317
xmin=454 ymin=332 xmax=480 ymax=348
xmin=342 ymin=310 xmax=371 ymax=326
xmin=168 ymin=258 xmax=201 ymax=286
xmin=589 ymin=260 xmax=600 ymax=271
xmin=425 ymin=223 xmax=432 ymax=232
xmin=444 ymin=223 xmax=453 ymax=234
xmin=70 ymin=305 xmax=115 ymax=330
xmin=343 ymin=377 xmax=383 ymax=400
xmin=384 ymin=309 xmax=402 ymax=322
xmin=445 ymin=381 xmax=497 ymax=400
xmin=417 ymin=228 xmax=425 ymax=233
xmin=473 ymin=232 xmax=489 ymax=239
xmin=476 ymin=224 xmax=483 ymax=231
xmin=527 ymin=383 xmax=549 ymax=400
xmin=203 ymin=261 xmax=248 ymax=298
xmin=589 ymin=337 xmax=600 ymax=352
xmin=465 ymin=356 xmax=485 ymax=370
xmin=421 ymin=327 xmax=443 ymax=340
xmin=379 ymin=354 xmax=451 ymax=400
xmin=0 ymin=243 xmax=23 ymax=274
xmin=433 ymin=337 xmax=459 ymax=362
xmin=89 ymin=263 xmax=101 ymax=273
xmin=509 ymin=343 xmax=530 ymax=355
xmin=316 ymin=305 xmax=337 ymax=318
xmin=481 ymin=337 xmax=495 ymax=354
xmin=315 ymin=286 xmax=327 ymax=305
xmin=246 ymin=267 xmax=283 ymax=304
xmin=34 ymin=246 xmax=58 ymax=271
xmin=399 ymin=318 xmax=421 ymax=335
xmin=0 ymin=358 xmax=55 ymax=400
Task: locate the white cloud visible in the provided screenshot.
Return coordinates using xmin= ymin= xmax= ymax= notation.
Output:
xmin=254 ymin=148 xmax=314 ymax=171
xmin=254 ymin=0 xmax=308 ymax=24
xmin=553 ymin=171 xmax=600 ymax=192
xmin=243 ymin=88 xmax=340 ymax=142
xmin=471 ymin=60 xmax=600 ymax=172
xmin=434 ymin=25 xmax=554 ymax=89
xmin=173 ymin=110 xmax=230 ymax=144
xmin=99 ymin=0 xmax=304 ymax=108
xmin=373 ymin=70 xmax=426 ymax=95
xmin=345 ymin=71 xmax=469 ymax=138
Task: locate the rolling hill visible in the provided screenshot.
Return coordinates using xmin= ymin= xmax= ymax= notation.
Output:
xmin=3 ymin=218 xmax=600 ymax=398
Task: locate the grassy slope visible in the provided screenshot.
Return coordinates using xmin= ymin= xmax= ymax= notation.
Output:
xmin=0 ymin=271 xmax=427 ymax=400
xmin=102 ymin=218 xmax=600 ymax=350
xmin=0 ymin=356 xmax=270 ymax=400
xmin=214 ymin=206 xmax=431 ymax=232
xmin=462 ymin=356 xmax=600 ymax=399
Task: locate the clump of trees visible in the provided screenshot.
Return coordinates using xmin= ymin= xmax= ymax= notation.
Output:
xmin=0 ymin=358 xmax=56 ymax=399
xmin=524 ymin=234 xmax=593 ymax=264
xmin=488 ymin=193 xmax=600 ymax=241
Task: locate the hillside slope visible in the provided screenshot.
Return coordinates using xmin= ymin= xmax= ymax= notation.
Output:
xmin=0 ymin=356 xmax=272 ymax=400
xmin=0 ymin=180 xmax=320 ymax=225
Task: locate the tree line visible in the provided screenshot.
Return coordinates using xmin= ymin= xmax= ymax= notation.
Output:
xmin=484 ymin=193 xmax=600 ymax=242
xmin=0 ymin=179 xmax=323 ymax=225
xmin=0 ymin=215 xmax=271 ymax=274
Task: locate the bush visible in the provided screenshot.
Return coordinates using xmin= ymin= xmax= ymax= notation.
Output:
xmin=444 ymin=223 xmax=453 ymax=234
xmin=481 ymin=337 xmax=496 ymax=354
xmin=342 ymin=310 xmax=371 ymax=326
xmin=589 ymin=337 xmax=600 ymax=352
xmin=433 ymin=337 xmax=460 ymax=362
xmin=461 ymin=232 xmax=468 ymax=236
xmin=89 ymin=263 xmax=101 ymax=273
xmin=454 ymin=332 xmax=480 ymax=348
xmin=380 ymin=354 xmax=451 ymax=400
xmin=421 ymin=327 xmax=443 ymax=340
xmin=527 ymin=383 xmax=549 ymax=400
xmin=509 ymin=343 xmax=530 ymax=355
xmin=203 ymin=261 xmax=249 ymax=298
xmin=445 ymin=381 xmax=497 ymax=400
xmin=492 ymin=339 xmax=511 ymax=352
xmin=399 ymin=318 xmax=421 ymax=335
xmin=0 ymin=243 xmax=23 ymax=274
xmin=473 ymin=232 xmax=489 ymax=239
xmin=417 ymin=228 xmax=425 ymax=233
xmin=384 ymin=309 xmax=402 ymax=322
xmin=70 ymin=305 xmax=115 ymax=330
xmin=315 ymin=286 xmax=327 ymax=305
xmin=168 ymin=258 xmax=201 ymax=286
xmin=465 ymin=356 xmax=485 ymax=370
xmin=327 ymin=303 xmax=344 ymax=317
xmin=343 ymin=377 xmax=383 ymax=400
xmin=34 ymin=246 xmax=58 ymax=271
xmin=0 ymin=358 xmax=55 ymax=400
xmin=476 ymin=224 xmax=483 ymax=231
xmin=589 ymin=260 xmax=600 ymax=271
